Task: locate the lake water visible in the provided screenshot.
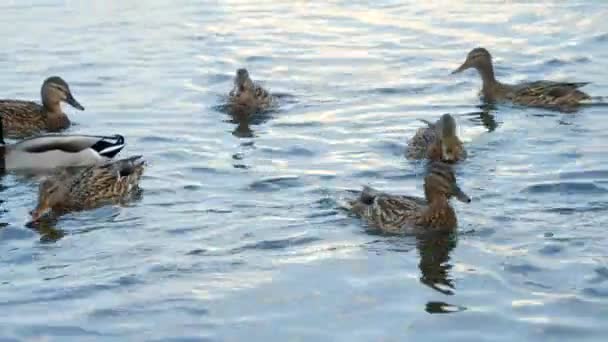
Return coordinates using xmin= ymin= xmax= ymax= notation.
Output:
xmin=1 ymin=1 xmax=608 ymax=341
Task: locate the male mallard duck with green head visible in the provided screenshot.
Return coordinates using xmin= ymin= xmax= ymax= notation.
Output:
xmin=348 ymin=162 xmax=471 ymax=234
xmin=228 ymin=68 xmax=273 ymax=113
xmin=0 ymin=76 xmax=84 ymax=138
xmin=452 ymin=47 xmax=590 ymax=110
xmin=30 ymin=155 xmax=145 ymax=220
xmin=406 ymin=114 xmax=466 ymax=163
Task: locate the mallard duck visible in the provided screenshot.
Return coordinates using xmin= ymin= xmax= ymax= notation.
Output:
xmin=0 ymin=115 xmax=125 ymax=171
xmin=348 ymin=162 xmax=471 ymax=234
xmin=30 ymin=155 xmax=145 ymax=220
xmin=0 ymin=76 xmax=84 ymax=138
xmin=452 ymin=47 xmax=590 ymax=110
xmin=228 ymin=68 xmax=273 ymax=112
xmin=406 ymin=114 xmax=466 ymax=163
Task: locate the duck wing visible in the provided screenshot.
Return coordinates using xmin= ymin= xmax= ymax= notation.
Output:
xmin=15 ymin=134 xmax=125 ymax=158
xmin=406 ymin=121 xmax=439 ymax=159
xmin=69 ymin=156 xmax=145 ymax=205
xmin=0 ymin=100 xmax=46 ymax=137
xmin=513 ymin=80 xmax=590 ymax=102
xmin=253 ymin=83 xmax=272 ymax=104
xmin=350 ymin=186 xmax=426 ymax=233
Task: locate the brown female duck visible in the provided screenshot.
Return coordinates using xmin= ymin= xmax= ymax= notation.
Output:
xmin=30 ymin=155 xmax=145 ymax=220
xmin=452 ymin=47 xmax=590 ymax=110
xmin=406 ymin=113 xmax=466 ymax=163
xmin=0 ymin=76 xmax=84 ymax=138
xmin=348 ymin=162 xmax=471 ymax=234
xmin=228 ymin=68 xmax=273 ymax=113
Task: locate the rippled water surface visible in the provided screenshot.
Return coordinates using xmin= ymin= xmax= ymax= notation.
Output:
xmin=2 ymin=1 xmax=608 ymax=341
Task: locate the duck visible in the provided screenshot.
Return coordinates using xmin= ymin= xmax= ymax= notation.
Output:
xmin=452 ymin=47 xmax=590 ymax=110
xmin=0 ymin=115 xmax=125 ymax=171
xmin=228 ymin=68 xmax=273 ymax=113
xmin=347 ymin=162 xmax=471 ymax=234
xmin=30 ymin=155 xmax=145 ymax=220
xmin=0 ymin=76 xmax=84 ymax=138
xmin=406 ymin=113 xmax=466 ymax=163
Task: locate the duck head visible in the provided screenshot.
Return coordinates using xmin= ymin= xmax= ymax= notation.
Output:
xmin=451 ymin=47 xmax=494 ymax=76
xmin=437 ymin=114 xmax=461 ymax=162
xmin=41 ymin=76 xmax=85 ymax=112
xmin=424 ymin=162 xmax=471 ymax=204
xmin=233 ymin=68 xmax=256 ymax=96
xmin=30 ymin=177 xmax=68 ymax=221
xmin=428 ymin=114 xmax=464 ymax=163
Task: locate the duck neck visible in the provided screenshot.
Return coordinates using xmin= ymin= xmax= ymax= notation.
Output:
xmin=477 ymin=63 xmax=498 ymax=101
xmin=42 ymin=97 xmax=63 ymax=114
xmin=420 ymin=196 xmax=456 ymax=229
xmin=44 ymin=109 xmax=70 ymax=131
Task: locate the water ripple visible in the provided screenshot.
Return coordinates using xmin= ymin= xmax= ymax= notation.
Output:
xmin=1 ymin=1 xmax=608 ymax=341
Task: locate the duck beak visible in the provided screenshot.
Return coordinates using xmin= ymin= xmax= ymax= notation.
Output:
xmin=65 ymin=92 xmax=85 ymax=111
xmin=451 ymin=60 xmax=471 ymax=75
xmin=453 ymin=185 xmax=471 ymax=203
xmin=30 ymin=206 xmax=50 ymax=221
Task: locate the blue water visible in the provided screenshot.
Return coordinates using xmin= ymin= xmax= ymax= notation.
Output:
xmin=1 ymin=1 xmax=608 ymax=341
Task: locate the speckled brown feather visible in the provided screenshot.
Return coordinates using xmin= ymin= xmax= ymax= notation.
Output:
xmin=406 ymin=122 xmax=438 ymax=159
xmin=68 ymin=157 xmax=143 ymax=208
xmin=406 ymin=116 xmax=466 ymax=162
xmin=36 ymin=156 xmax=145 ymax=216
xmin=228 ymin=70 xmax=273 ymax=113
xmin=453 ymin=48 xmax=591 ymax=110
xmin=508 ymin=81 xmax=590 ymax=108
xmin=426 ymin=136 xmax=466 ymax=162
xmin=0 ymin=100 xmax=71 ymax=138
xmin=348 ymin=163 xmax=469 ymax=234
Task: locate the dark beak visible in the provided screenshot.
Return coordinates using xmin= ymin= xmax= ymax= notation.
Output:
xmin=453 ymin=185 xmax=471 ymax=203
xmin=30 ymin=209 xmax=42 ymax=221
xmin=65 ymin=92 xmax=85 ymax=110
xmin=451 ymin=60 xmax=470 ymax=75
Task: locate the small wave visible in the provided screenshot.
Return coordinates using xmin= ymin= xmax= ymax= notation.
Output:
xmin=544 ymin=57 xmax=590 ymax=67
xmin=259 ymin=145 xmax=315 ymax=157
xmin=522 ymin=182 xmax=606 ymax=194
xmin=537 ymin=244 xmax=563 ymax=255
xmin=503 ymin=262 xmax=543 ymax=275
xmin=232 ymin=236 xmax=321 ymax=253
xmin=248 ymin=175 xmax=302 ymax=192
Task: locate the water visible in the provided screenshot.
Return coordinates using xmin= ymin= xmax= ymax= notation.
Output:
xmin=1 ymin=1 xmax=608 ymax=340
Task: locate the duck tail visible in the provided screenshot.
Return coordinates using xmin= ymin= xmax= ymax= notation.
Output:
xmin=114 ymin=155 xmax=145 ymax=177
xmin=92 ymin=134 xmax=126 ymax=159
xmin=359 ymin=186 xmax=381 ymax=205
xmin=418 ymin=119 xmax=435 ymax=128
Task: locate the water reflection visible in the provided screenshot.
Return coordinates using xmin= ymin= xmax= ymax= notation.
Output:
xmin=26 ymin=215 xmax=65 ymax=243
xmin=415 ymin=231 xmax=466 ymax=314
xmin=425 ymin=301 xmax=467 ymax=314
xmin=464 ymin=104 xmax=499 ymax=132
xmin=225 ymin=108 xmax=274 ymax=138
xmin=416 ymin=231 xmax=457 ymax=295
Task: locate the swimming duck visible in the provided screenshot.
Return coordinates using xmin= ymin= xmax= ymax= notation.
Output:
xmin=30 ymin=155 xmax=145 ymax=220
xmin=0 ymin=114 xmax=125 ymax=171
xmin=452 ymin=47 xmax=590 ymax=110
xmin=228 ymin=68 xmax=273 ymax=113
xmin=0 ymin=76 xmax=84 ymax=138
xmin=406 ymin=114 xmax=466 ymax=163
xmin=348 ymin=162 xmax=471 ymax=234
